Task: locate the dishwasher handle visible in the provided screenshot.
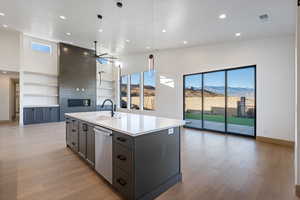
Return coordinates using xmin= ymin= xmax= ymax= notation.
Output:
xmin=94 ymin=126 xmax=112 ymax=137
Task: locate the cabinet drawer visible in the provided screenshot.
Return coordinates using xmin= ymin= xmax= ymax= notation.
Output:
xmin=113 ymin=131 xmax=133 ymax=149
xmin=114 ymin=143 xmax=132 ymax=174
xmin=113 ymin=167 xmax=132 ymax=199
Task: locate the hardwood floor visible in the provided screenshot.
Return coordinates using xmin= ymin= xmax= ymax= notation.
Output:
xmin=0 ymin=122 xmax=298 ymax=200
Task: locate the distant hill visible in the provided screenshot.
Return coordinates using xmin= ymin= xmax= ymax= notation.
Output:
xmin=185 ymin=86 xmax=254 ymax=97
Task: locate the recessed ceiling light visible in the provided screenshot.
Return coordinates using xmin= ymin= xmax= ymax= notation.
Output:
xmin=183 ymin=41 xmax=188 ymax=44
xmin=2 ymin=24 xmax=8 ymax=28
xmin=235 ymin=33 xmax=241 ymax=37
xmin=98 ymin=29 xmax=103 ymax=33
xmin=0 ymin=12 xmax=5 ymax=16
xmin=146 ymin=46 xmax=151 ymax=49
xmin=162 ymin=29 xmax=166 ymax=33
xmin=59 ymin=15 xmax=66 ymax=20
xmin=125 ymin=39 xmax=130 ymax=43
xmin=219 ymin=14 xmax=227 ymax=19
xmin=66 ymin=32 xmax=71 ymax=36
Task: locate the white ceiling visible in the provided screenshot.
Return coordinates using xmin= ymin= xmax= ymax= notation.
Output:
xmin=0 ymin=0 xmax=296 ymax=55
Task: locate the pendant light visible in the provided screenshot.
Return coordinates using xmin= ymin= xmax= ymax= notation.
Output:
xmin=148 ymin=0 xmax=155 ymax=71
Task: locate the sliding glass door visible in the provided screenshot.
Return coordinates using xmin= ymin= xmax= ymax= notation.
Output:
xmin=203 ymin=71 xmax=225 ymax=132
xmin=184 ymin=74 xmax=202 ymax=129
xmin=183 ymin=66 xmax=256 ymax=137
xmin=227 ymin=67 xmax=255 ymax=136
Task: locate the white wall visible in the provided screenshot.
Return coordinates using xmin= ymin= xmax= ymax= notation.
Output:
xmin=120 ymin=35 xmax=295 ymax=142
xmin=22 ymin=35 xmax=58 ymax=75
xmin=0 ymin=29 xmax=21 ymax=72
xmin=0 ymin=73 xmax=19 ymax=121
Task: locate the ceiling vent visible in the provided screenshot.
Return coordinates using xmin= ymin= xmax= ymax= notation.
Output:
xmin=259 ymin=14 xmax=269 ymax=22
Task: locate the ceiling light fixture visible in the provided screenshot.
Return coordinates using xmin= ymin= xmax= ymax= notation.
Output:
xmin=146 ymin=46 xmax=151 ymax=49
xmin=116 ymin=1 xmax=123 ymax=8
xmin=66 ymin=32 xmax=71 ymax=36
xmin=0 ymin=12 xmax=5 ymax=16
xmin=59 ymin=15 xmax=66 ymax=20
xmin=219 ymin=14 xmax=227 ymax=19
xmin=235 ymin=32 xmax=241 ymax=37
xmin=98 ymin=29 xmax=103 ymax=32
xmin=125 ymin=39 xmax=130 ymax=43
xmin=162 ymin=29 xmax=166 ymax=33
xmin=2 ymin=24 xmax=8 ymax=28
xmin=183 ymin=41 xmax=188 ymax=44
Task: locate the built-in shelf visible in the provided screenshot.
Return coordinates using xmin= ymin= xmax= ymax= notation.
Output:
xmin=24 ymin=82 xmax=58 ymax=87
xmin=24 ymin=93 xmax=59 ymax=97
xmin=97 ymin=86 xmax=114 ymax=90
xmin=98 ymin=94 xmax=114 ymax=98
xmin=23 ymin=71 xmax=58 ymax=77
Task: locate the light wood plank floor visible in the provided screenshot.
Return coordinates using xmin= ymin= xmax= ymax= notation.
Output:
xmin=0 ymin=122 xmax=298 ymax=200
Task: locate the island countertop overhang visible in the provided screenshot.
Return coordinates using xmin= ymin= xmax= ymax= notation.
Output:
xmin=65 ymin=111 xmax=186 ymax=137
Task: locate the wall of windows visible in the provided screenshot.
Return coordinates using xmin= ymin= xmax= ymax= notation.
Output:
xmin=143 ymin=70 xmax=156 ymax=110
xmin=119 ymin=70 xmax=156 ymax=111
xmin=120 ymin=75 xmax=128 ymax=109
xmin=130 ymin=73 xmax=141 ymax=109
xmin=184 ymin=66 xmax=256 ymax=137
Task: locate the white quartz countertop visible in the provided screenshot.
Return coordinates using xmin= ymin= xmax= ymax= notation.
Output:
xmin=65 ymin=111 xmax=186 ymax=137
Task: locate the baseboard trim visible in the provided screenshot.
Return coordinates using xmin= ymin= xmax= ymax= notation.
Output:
xmin=256 ymin=136 xmax=294 ymax=147
xmin=0 ymin=120 xmax=12 ymax=124
xmin=295 ymin=185 xmax=300 ymax=197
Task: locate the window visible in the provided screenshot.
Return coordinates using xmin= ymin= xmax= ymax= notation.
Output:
xmin=31 ymin=42 xmax=51 ymax=54
xmin=130 ymin=73 xmax=141 ymax=109
xmin=183 ymin=66 xmax=256 ymax=137
xmin=143 ymin=70 xmax=156 ymax=110
xmin=120 ymin=75 xmax=128 ymax=108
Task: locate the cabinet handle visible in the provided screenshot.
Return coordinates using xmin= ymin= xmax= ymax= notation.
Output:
xmin=117 ymin=178 xmax=127 ymax=186
xmin=117 ymin=155 xmax=127 ymax=161
xmin=83 ymin=124 xmax=88 ymax=131
xmin=117 ymin=137 xmax=127 ymax=142
xmin=72 ymin=129 xmax=76 ymax=132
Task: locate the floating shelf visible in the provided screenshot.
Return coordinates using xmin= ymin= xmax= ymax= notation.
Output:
xmin=98 ymin=86 xmax=114 ymax=90
xmin=24 ymin=93 xmax=59 ymax=97
xmin=98 ymin=94 xmax=114 ymax=98
xmin=24 ymin=82 xmax=58 ymax=87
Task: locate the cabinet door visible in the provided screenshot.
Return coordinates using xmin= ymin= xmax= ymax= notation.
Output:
xmin=23 ymin=108 xmax=35 ymax=125
xmin=78 ymin=123 xmax=87 ymax=158
xmin=66 ymin=119 xmax=72 ymax=147
xmin=34 ymin=108 xmax=44 ymax=123
xmin=71 ymin=119 xmax=79 ymax=151
xmin=43 ymin=108 xmax=51 ymax=122
xmin=86 ymin=125 xmax=95 ymax=166
xmin=50 ymin=107 xmax=59 ymax=122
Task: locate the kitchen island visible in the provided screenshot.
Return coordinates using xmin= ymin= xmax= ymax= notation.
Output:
xmin=65 ymin=111 xmax=185 ymax=200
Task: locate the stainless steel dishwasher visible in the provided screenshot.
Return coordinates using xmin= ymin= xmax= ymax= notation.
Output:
xmin=94 ymin=126 xmax=113 ymax=184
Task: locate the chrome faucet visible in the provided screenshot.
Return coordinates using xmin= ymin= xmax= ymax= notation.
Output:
xmin=101 ymin=99 xmax=114 ymax=117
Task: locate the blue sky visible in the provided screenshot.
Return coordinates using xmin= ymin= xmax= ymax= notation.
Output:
xmin=121 ymin=70 xmax=156 ymax=86
xmin=185 ymin=67 xmax=254 ymax=89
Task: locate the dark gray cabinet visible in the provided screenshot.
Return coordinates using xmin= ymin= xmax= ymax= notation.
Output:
xmin=112 ymin=127 xmax=182 ymax=200
xmin=67 ymin=119 xmax=95 ymax=167
xmin=78 ymin=122 xmax=87 ymax=158
xmin=66 ymin=118 xmax=72 ymax=147
xmin=86 ymin=124 xmax=95 ymax=166
xmin=23 ymin=107 xmax=60 ymax=125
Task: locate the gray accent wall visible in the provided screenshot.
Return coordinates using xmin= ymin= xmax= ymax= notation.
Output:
xmin=59 ymin=43 xmax=97 ymax=120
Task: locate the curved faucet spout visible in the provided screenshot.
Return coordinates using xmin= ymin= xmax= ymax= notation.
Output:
xmin=101 ymin=99 xmax=114 ymax=117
